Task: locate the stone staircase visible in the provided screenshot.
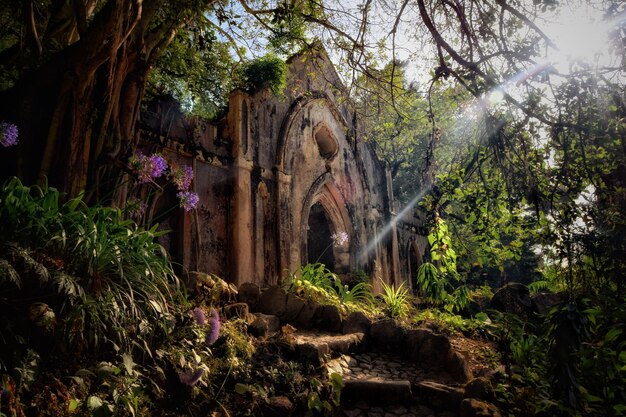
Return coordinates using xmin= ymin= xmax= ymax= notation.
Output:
xmin=237 ymin=284 xmax=502 ymax=417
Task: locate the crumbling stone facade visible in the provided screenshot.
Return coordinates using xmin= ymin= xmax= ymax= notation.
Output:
xmin=139 ymin=45 xmax=426 ymax=290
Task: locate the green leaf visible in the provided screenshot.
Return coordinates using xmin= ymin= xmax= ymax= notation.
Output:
xmin=605 ymin=328 xmax=623 ymax=344
xmin=68 ymin=399 xmax=81 ymax=412
xmin=235 ymin=383 xmax=250 ymax=395
xmin=87 ymin=396 xmax=104 ymax=410
xmin=122 ymin=353 xmax=135 ymax=375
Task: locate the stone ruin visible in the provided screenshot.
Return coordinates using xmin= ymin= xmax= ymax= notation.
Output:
xmin=138 ymin=44 xmax=427 ymax=291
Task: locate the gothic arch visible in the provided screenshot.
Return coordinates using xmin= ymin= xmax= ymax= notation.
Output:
xmin=299 ymin=175 xmax=353 ymax=271
xmin=274 ymin=91 xmax=349 ymax=173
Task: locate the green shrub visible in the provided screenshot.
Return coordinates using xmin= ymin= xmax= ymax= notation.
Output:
xmin=0 ymin=178 xmax=179 ymax=367
xmin=243 ymin=55 xmax=287 ymax=97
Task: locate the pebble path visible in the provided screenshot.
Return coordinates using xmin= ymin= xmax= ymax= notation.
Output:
xmin=326 ymin=351 xmax=462 ymax=417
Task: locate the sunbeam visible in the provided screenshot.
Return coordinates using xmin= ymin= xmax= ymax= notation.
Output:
xmin=358 ymin=185 xmax=432 ymax=262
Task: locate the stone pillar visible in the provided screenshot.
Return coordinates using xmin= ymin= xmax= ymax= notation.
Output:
xmin=385 ymin=168 xmax=402 ymax=287
xmin=274 ymin=169 xmax=292 ymax=280
xmin=229 ymin=90 xmax=253 ymax=286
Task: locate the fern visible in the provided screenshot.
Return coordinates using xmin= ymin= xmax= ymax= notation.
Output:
xmin=0 ymin=258 xmax=21 ymax=288
xmin=529 ymin=280 xmax=551 ymax=293
xmin=8 ymin=244 xmax=50 ymax=283
xmin=54 ymin=272 xmax=85 ymax=299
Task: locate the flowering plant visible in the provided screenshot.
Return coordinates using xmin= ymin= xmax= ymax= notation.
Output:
xmin=177 ymin=190 xmax=199 ymax=211
xmin=170 ymin=164 xmax=194 ymax=191
xmin=0 ymin=122 xmax=18 ymax=147
xmin=129 ymin=152 xmax=168 ymax=183
xmin=331 ymin=231 xmax=349 ymax=247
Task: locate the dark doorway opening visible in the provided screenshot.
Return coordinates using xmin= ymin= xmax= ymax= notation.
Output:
xmin=307 ymin=202 xmax=335 ymax=268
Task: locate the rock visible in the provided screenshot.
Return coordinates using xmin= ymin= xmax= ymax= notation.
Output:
xmin=343 ymin=311 xmax=372 ymax=335
xmin=405 ymin=328 xmax=471 ymax=381
xmin=297 ymin=341 xmax=330 ymax=366
xmin=238 ymin=282 xmax=261 ymax=309
xmin=342 ymin=380 xmax=412 ymax=405
xmin=314 ymin=304 xmax=343 ymax=332
xmin=369 ymin=319 xmax=406 ymax=350
xmin=284 ymin=293 xmax=306 ymax=322
xmin=464 ymin=377 xmax=495 ymax=402
xmin=416 ymin=381 xmax=464 ymax=411
xmin=223 ymin=303 xmax=251 ymax=321
xmin=448 ymin=351 xmax=473 ymax=383
xmin=248 ymin=313 xmax=280 ymax=338
xmin=294 ymin=300 xmax=318 ymax=329
xmin=459 ymin=398 xmax=501 ymax=417
xmin=261 ymin=396 xmax=294 ymax=417
xmin=490 ymin=283 xmax=532 ymax=317
xmin=257 ymin=286 xmax=287 ymax=317
xmin=531 ymin=292 xmax=561 ymax=315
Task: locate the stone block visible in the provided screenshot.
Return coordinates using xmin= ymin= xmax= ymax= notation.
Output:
xmin=238 ymin=282 xmax=261 ymax=309
xmin=257 ymin=286 xmax=287 ymax=317
xmin=370 ymin=319 xmax=406 ymax=350
xmin=261 ymin=396 xmax=294 ymax=417
xmin=342 ymin=380 xmax=412 ymax=405
xmin=297 ymin=341 xmax=331 ymax=366
xmin=459 ymin=398 xmax=501 ymax=417
xmin=294 ymin=300 xmax=318 ymax=329
xmin=223 ymin=303 xmax=252 ymax=321
xmin=313 ymin=304 xmax=343 ymax=333
xmin=343 ymin=311 xmax=372 ymax=335
xmin=248 ymin=313 xmax=280 ymax=338
xmin=464 ymin=377 xmax=495 ymax=402
xmin=416 ymin=381 xmax=464 ymax=411
xmin=284 ymin=293 xmax=306 ymax=322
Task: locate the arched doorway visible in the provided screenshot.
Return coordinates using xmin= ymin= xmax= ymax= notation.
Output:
xmin=307 ymin=202 xmax=335 ymax=268
xmin=407 ymin=239 xmax=424 ymax=291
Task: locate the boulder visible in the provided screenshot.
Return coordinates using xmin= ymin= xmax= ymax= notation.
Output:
xmin=313 ymin=304 xmax=343 ymax=333
xmin=296 ymin=341 xmax=331 ymax=366
xmin=223 ymin=303 xmax=252 ymax=322
xmin=248 ymin=313 xmax=280 ymax=338
xmin=531 ymin=292 xmax=561 ymax=315
xmin=284 ymin=293 xmax=306 ymax=322
xmin=294 ymin=300 xmax=319 ymax=329
xmin=257 ymin=286 xmax=287 ymax=317
xmin=464 ymin=377 xmax=495 ymax=402
xmin=405 ymin=328 xmax=472 ymax=382
xmin=238 ymin=282 xmax=261 ymax=310
xmin=342 ymin=311 xmax=372 ymax=335
xmin=490 ymin=283 xmax=532 ymax=317
xmin=261 ymin=396 xmax=294 ymax=417
xmin=416 ymin=381 xmax=464 ymax=411
xmin=370 ymin=319 xmax=406 ymax=350
xmin=459 ymin=398 xmax=501 ymax=417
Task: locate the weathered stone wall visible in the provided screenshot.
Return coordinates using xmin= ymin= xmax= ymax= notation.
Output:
xmin=138 ymin=45 xmax=422 ymax=290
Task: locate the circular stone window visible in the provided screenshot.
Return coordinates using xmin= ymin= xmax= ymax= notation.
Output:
xmin=314 ymin=123 xmax=339 ymax=159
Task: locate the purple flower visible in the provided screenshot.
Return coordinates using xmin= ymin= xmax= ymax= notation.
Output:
xmin=125 ymin=197 xmax=147 ymax=219
xmin=177 ymin=191 xmax=199 ymax=211
xmin=205 ymin=309 xmax=220 ymax=345
xmin=331 ymin=231 xmax=349 ymax=247
xmin=178 ymin=368 xmax=204 ymax=386
xmin=0 ymin=122 xmax=18 ymax=147
xmin=129 ymin=152 xmax=168 ymax=183
xmin=191 ymin=307 xmax=206 ymax=326
xmin=171 ymin=164 xmax=194 ymax=191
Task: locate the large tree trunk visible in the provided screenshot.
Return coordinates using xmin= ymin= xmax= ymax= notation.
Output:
xmin=0 ymin=0 xmax=205 ymax=199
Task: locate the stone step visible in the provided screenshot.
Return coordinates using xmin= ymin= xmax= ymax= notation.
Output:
xmin=341 ymin=379 xmax=413 ymax=405
xmin=292 ymin=330 xmax=365 ymax=365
